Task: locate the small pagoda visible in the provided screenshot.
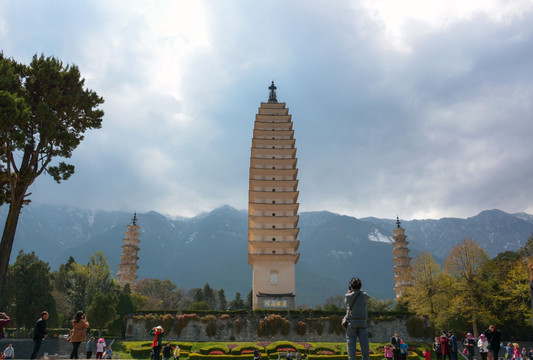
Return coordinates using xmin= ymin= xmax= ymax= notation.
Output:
xmin=392 ymin=217 xmax=412 ymax=299
xmin=117 ymin=213 xmax=141 ymax=289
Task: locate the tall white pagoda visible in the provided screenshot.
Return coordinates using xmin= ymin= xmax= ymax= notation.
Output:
xmin=247 ymin=82 xmax=300 ymax=310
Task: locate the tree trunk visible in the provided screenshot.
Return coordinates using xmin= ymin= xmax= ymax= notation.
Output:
xmin=472 ymin=312 xmax=478 ymax=337
xmin=0 ymin=199 xmax=24 ymax=298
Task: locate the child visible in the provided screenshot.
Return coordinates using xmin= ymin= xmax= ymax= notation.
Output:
xmin=400 ymin=341 xmax=409 ymax=360
xmin=173 ymin=344 xmax=180 ymax=360
xmin=163 ymin=343 xmax=172 ymax=360
xmin=423 ymin=348 xmax=432 ymax=360
xmin=103 ymin=346 xmax=112 ymax=359
xmin=385 ymin=345 xmax=393 ymax=360
xmin=96 ymin=338 xmax=106 ymax=359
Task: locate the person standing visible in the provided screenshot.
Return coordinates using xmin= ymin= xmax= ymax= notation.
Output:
xmin=448 ymin=331 xmax=458 ymax=360
xmin=478 ymin=334 xmax=489 ymax=360
xmin=440 ymin=332 xmax=451 ymax=360
xmin=463 ymin=333 xmax=476 ymax=360
xmin=385 ymin=345 xmax=394 ymax=360
xmin=30 ymin=311 xmax=48 ymax=359
xmin=391 ymin=332 xmax=402 ymax=360
xmin=163 ymin=343 xmax=172 ymax=360
xmin=434 ymin=336 xmax=443 ymax=360
xmin=96 ymin=338 xmax=106 ymax=359
xmin=400 ymin=341 xmax=408 ymax=360
xmin=0 ymin=313 xmax=11 ymax=340
xmin=483 ymin=325 xmax=502 ymax=360
xmin=86 ymin=337 xmax=96 ymax=359
xmin=3 ymin=344 xmax=14 ymax=359
xmin=150 ymin=326 xmax=165 ymax=360
xmin=345 ymin=277 xmax=370 ymax=360
xmin=69 ymin=311 xmax=89 ymax=359
xmin=173 ymin=344 xmax=180 ymax=360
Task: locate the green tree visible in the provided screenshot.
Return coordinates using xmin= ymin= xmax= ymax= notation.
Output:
xmin=217 ymin=289 xmax=227 ymax=311
xmin=107 ymin=284 xmax=136 ymax=337
xmin=64 ymin=252 xmax=118 ymax=311
xmin=402 ymin=252 xmax=442 ymax=318
xmin=245 ymin=290 xmax=253 ymax=310
xmin=134 ymin=278 xmax=184 ymax=310
xmin=187 ymin=301 xmax=210 ymax=311
xmin=367 ymin=297 xmax=394 ymax=312
xmin=51 ymin=256 xmax=76 ymax=324
xmin=444 ymin=238 xmax=490 ymax=336
xmin=228 ymin=292 xmax=246 ymax=310
xmin=324 ymin=295 xmax=344 ymax=311
xmin=0 ymin=53 xmax=104 ymax=297
xmin=86 ymin=293 xmax=118 ymax=337
xmin=202 ymin=283 xmax=216 ymax=309
xmin=1 ymin=251 xmax=57 ymax=335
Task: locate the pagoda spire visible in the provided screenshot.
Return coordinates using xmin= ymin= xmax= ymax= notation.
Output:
xmin=268 ymin=81 xmax=278 ymax=103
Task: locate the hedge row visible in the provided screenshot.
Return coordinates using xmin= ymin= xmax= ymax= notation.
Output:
xmin=130 ymin=342 xmax=193 ymax=359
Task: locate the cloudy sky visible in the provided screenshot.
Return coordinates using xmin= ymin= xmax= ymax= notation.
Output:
xmin=1 ymin=0 xmax=532 ymax=220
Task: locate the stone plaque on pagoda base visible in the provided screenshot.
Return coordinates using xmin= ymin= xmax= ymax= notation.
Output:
xmin=256 ymin=293 xmax=295 ymax=310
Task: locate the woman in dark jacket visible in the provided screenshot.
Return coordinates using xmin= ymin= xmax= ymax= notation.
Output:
xmin=463 ymin=333 xmax=476 ymax=360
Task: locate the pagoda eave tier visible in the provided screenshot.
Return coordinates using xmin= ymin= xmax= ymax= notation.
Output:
xmin=248 ymin=240 xmax=300 ymax=252
xmin=249 ymin=215 xmax=299 ymax=227
xmin=250 ymin=158 xmax=297 ymax=168
xmin=249 ymin=191 xmax=299 ymax=203
xmin=249 ymin=179 xmax=298 ymax=191
xmin=255 ymin=113 xmax=291 ymax=121
xmin=253 ymin=129 xmax=294 ymax=138
xmin=251 ymin=148 xmax=296 ymax=158
xmin=248 ymin=253 xmax=300 ymax=265
xmin=252 ymin=139 xmax=295 ymax=148
xmin=249 ymin=203 xmax=299 ymax=213
xmin=249 ymin=168 xmax=298 ymax=179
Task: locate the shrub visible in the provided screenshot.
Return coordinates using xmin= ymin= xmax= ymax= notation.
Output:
xmin=295 ymin=321 xmax=307 ymax=336
xmin=266 ymin=341 xmax=306 ymax=355
xmin=324 ymin=315 xmax=344 ymax=335
xmin=198 ymin=345 xmax=229 ymax=355
xmin=406 ymin=315 xmax=432 ymax=338
xmin=230 ymin=345 xmax=264 ymax=355
xmin=173 ymin=313 xmax=199 ymax=336
xmin=236 ymin=318 xmax=245 ymax=334
xmin=258 ymin=314 xmax=291 ymax=337
xmin=308 ymin=346 xmax=338 ymax=355
xmin=206 ymin=321 xmax=217 ymax=337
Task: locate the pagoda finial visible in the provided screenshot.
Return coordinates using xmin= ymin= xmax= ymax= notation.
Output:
xmin=132 ymin=212 xmax=137 ymax=226
xmin=268 ymin=81 xmax=278 ymax=103
xmin=396 ymin=216 xmax=401 ymax=228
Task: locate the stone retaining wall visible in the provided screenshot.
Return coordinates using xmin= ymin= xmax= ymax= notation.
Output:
xmin=125 ymin=314 xmax=432 ymax=343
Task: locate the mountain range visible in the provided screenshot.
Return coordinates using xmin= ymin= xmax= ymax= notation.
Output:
xmin=1 ymin=205 xmax=532 ymax=306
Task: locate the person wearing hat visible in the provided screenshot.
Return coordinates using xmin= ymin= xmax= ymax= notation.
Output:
xmin=463 ymin=333 xmax=476 ymax=360
xmin=150 ymin=326 xmax=165 ymax=360
xmin=478 ymin=334 xmax=489 ymax=360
